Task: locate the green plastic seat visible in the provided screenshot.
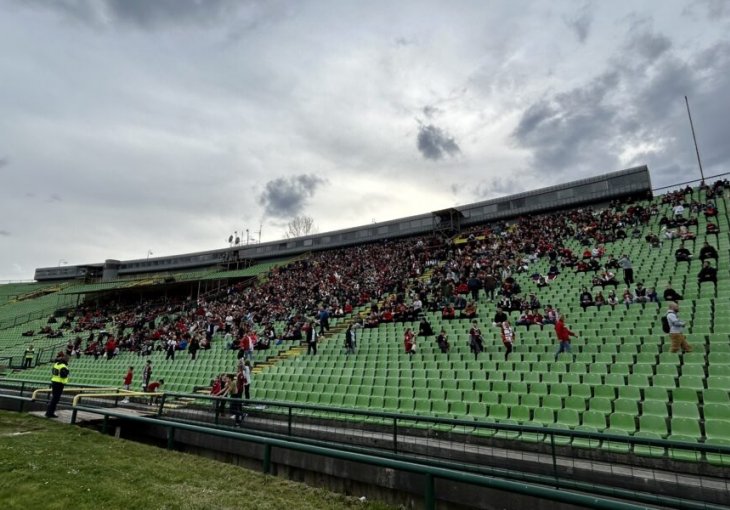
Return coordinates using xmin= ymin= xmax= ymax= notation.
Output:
xmin=557 ymin=408 xmax=580 ymax=428
xmin=581 ymin=410 xmax=607 ymax=431
xmin=633 ymin=431 xmax=667 ymax=457
xmin=608 ymin=413 xmax=636 ymax=434
xmin=588 ymin=397 xmax=612 ymax=416
xmin=639 ymin=415 xmax=668 ymax=437
xmin=614 ymin=399 xmax=638 ymax=415
xmin=571 ymin=425 xmax=601 ymax=449
xmin=488 ymin=404 xmax=508 ymax=421
xmin=704 ymin=404 xmax=730 ymax=422
xmin=703 ymin=389 xmax=730 ymax=404
xmin=642 ymin=400 xmax=668 ymax=418
xmin=672 ymin=402 xmax=700 ymax=420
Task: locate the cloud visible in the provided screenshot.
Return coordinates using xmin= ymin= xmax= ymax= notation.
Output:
xmin=0 ymin=156 xmax=8 ymax=168
xmin=475 ymin=176 xmax=523 ymax=199
xmin=417 ymin=124 xmax=461 ymax=160
xmin=0 ymin=230 xmax=10 ymax=237
xmin=20 ymin=0 xmax=244 ymax=29
xmin=511 ymin=25 xmax=730 ymax=185
xmin=258 ymin=174 xmax=326 ymax=219
xmin=47 ymin=193 xmax=63 ymax=203
xmin=563 ymin=3 xmax=593 ymax=43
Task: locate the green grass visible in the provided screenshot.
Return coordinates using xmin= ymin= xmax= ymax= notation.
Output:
xmin=0 ymin=411 xmax=397 ymax=510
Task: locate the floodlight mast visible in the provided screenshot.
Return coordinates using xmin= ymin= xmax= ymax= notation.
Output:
xmin=684 ymin=96 xmax=705 ymax=183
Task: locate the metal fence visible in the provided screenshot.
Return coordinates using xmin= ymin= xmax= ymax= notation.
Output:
xmin=2 ymin=378 xmax=729 ymax=509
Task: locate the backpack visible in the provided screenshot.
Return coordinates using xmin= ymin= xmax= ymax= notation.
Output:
xmin=661 ymin=315 xmax=670 ymax=334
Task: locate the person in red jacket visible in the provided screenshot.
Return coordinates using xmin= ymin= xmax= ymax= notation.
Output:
xmin=554 ymin=314 xmax=577 ymax=361
xmin=403 ymin=328 xmax=416 ymax=355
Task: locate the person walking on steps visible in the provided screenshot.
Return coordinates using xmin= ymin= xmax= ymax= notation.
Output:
xmin=45 ymin=352 xmax=69 ymax=418
xmin=667 ymin=302 xmax=692 ymax=353
xmin=554 ymin=314 xmax=577 ymax=362
xmin=121 ymin=366 xmax=134 ymax=403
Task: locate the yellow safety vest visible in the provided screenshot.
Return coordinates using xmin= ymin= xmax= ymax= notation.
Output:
xmin=51 ymin=362 xmax=69 ymax=384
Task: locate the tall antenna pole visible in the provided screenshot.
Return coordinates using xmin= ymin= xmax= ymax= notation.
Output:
xmin=684 ymin=96 xmax=705 ymax=182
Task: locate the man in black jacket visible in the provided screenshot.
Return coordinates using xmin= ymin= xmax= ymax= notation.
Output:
xmin=699 ymin=242 xmax=719 ymax=262
xmin=663 ymin=284 xmax=683 ymax=302
xmin=698 ymin=261 xmax=718 ymax=289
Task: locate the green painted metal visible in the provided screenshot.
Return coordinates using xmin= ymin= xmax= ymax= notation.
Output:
xmin=71 ymin=405 xmax=652 ymax=510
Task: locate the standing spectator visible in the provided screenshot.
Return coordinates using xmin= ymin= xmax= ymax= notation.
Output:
xmin=241 ymin=331 xmax=254 ymax=363
xmin=188 ymin=336 xmax=200 ymax=361
xmin=500 ymin=321 xmax=515 ymax=361
xmin=554 ymin=315 xmax=577 ymax=362
xmin=404 ymin=327 xmax=416 ymax=355
xmin=469 ymin=321 xmax=484 ymax=361
xmin=666 ymin=302 xmax=692 ymax=353
xmin=618 ymin=255 xmax=634 ymax=286
xmin=23 ymin=344 xmax=35 ymax=369
xmin=467 ymin=275 xmax=482 ymax=301
xmin=436 ymin=329 xmax=450 ymax=354
xmin=121 ymin=366 xmax=133 ymax=403
xmin=483 ymin=274 xmax=498 ymax=301
xmin=45 ymin=352 xmax=69 ymax=418
xmin=146 ymin=379 xmax=165 ymax=406
xmin=165 ymin=338 xmax=176 ymax=361
xmin=318 ymin=306 xmax=330 ymax=335
xmin=142 ymin=360 xmax=152 ymax=391
xmin=243 ymin=360 xmax=252 ymax=401
xmin=232 ymin=366 xmax=245 ymax=426
xmin=306 ymin=321 xmax=318 ymax=355
xmin=105 ymin=336 xmax=117 ymax=360
xmin=344 ymin=325 xmax=355 ymax=355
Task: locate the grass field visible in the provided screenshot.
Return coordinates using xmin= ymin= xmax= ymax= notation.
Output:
xmin=0 ymin=411 xmax=396 ymax=510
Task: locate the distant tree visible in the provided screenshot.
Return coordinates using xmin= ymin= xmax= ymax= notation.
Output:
xmin=284 ymin=215 xmax=318 ymax=239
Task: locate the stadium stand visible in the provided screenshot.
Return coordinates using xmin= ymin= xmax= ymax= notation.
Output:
xmin=2 ymin=177 xmax=730 ymax=465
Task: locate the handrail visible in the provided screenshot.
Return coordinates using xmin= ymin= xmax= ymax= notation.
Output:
xmin=31 ymin=386 xmax=117 ymax=401
xmin=71 ymin=404 xmax=650 ymax=510
xmin=72 ymin=391 xmax=153 ymax=406
xmin=164 ymin=391 xmax=730 ymax=456
xmin=153 ymin=412 xmax=727 ymax=510
xmin=1 ymin=378 xmax=727 ymax=456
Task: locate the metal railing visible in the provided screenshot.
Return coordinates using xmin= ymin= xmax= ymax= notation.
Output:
xmin=2 ymin=380 xmax=729 ymax=509
xmin=68 ymin=404 xmax=652 ymax=510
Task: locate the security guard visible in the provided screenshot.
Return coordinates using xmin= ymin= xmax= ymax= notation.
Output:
xmin=45 ymin=352 xmax=69 ymax=418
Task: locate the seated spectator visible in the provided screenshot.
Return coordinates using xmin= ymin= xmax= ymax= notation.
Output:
xmin=547 ymin=264 xmax=560 ymax=278
xmin=516 ymin=311 xmax=532 ymax=329
xmin=622 ymin=288 xmax=634 ymax=308
xmin=600 ymin=269 xmax=619 ymax=288
xmin=441 ymin=304 xmax=456 ymax=320
xmin=582 ymin=249 xmax=592 ymax=260
xmin=536 ymin=276 xmax=549 ymax=288
xmin=579 ymin=287 xmax=594 ymax=311
xmin=436 ymin=329 xmax=450 ymax=354
xmin=498 ymin=296 xmax=512 ymax=313
xmin=453 ymin=295 xmax=467 ymax=310
xmin=492 ymin=307 xmax=508 ymax=327
xmin=460 ymin=301 xmax=477 ymax=319
xmin=678 ymin=225 xmax=696 ymax=241
xmin=663 ymin=284 xmax=683 ymax=301
xmin=646 ymin=287 xmax=659 ymax=304
xmin=606 ymin=290 xmax=618 ymax=309
xmin=673 ymin=203 xmax=685 ymax=217
xmin=706 ymin=222 xmax=719 ymax=235
xmin=704 ymin=202 xmax=718 ymax=218
xmin=634 ymin=282 xmax=649 ymax=304
xmin=380 ymin=308 xmax=394 ymax=323
xmin=675 ymin=243 xmax=692 ymax=263
xmin=543 ymin=305 xmax=558 ymax=325
xmin=700 ymin=242 xmax=719 ymax=262
xmin=365 ymin=311 xmax=380 ymax=328
xmin=594 ymin=291 xmax=606 ymax=310
xmin=698 ymin=261 xmax=718 ymax=288
xmin=531 ymin=310 xmax=544 ymax=330
xmin=418 ymin=318 xmax=434 ymax=337
xmin=528 ymin=293 xmax=541 ymax=310
xmin=575 ymin=260 xmax=589 ymax=273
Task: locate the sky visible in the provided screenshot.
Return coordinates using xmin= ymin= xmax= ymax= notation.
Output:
xmin=1 ymin=0 xmax=729 ymax=280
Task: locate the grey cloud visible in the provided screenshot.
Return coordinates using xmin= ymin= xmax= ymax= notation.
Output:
xmin=0 ymin=230 xmax=10 ymax=237
xmin=417 ymin=124 xmax=461 ymax=160
xmin=512 ymin=28 xmax=730 ymax=187
xmin=422 ymin=105 xmax=439 ymax=118
xmin=563 ymin=4 xmax=593 ymax=43
xmin=685 ymin=0 xmax=730 ymax=19
xmin=47 ymin=193 xmax=63 ymax=203
xmin=0 ymin=156 xmax=8 ymax=168
xmin=21 ymin=0 xmax=243 ymax=29
xmin=475 ymin=176 xmax=523 ymax=199
xmin=258 ymin=174 xmax=326 ymax=219
xmin=626 ymin=30 xmax=672 ymax=62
